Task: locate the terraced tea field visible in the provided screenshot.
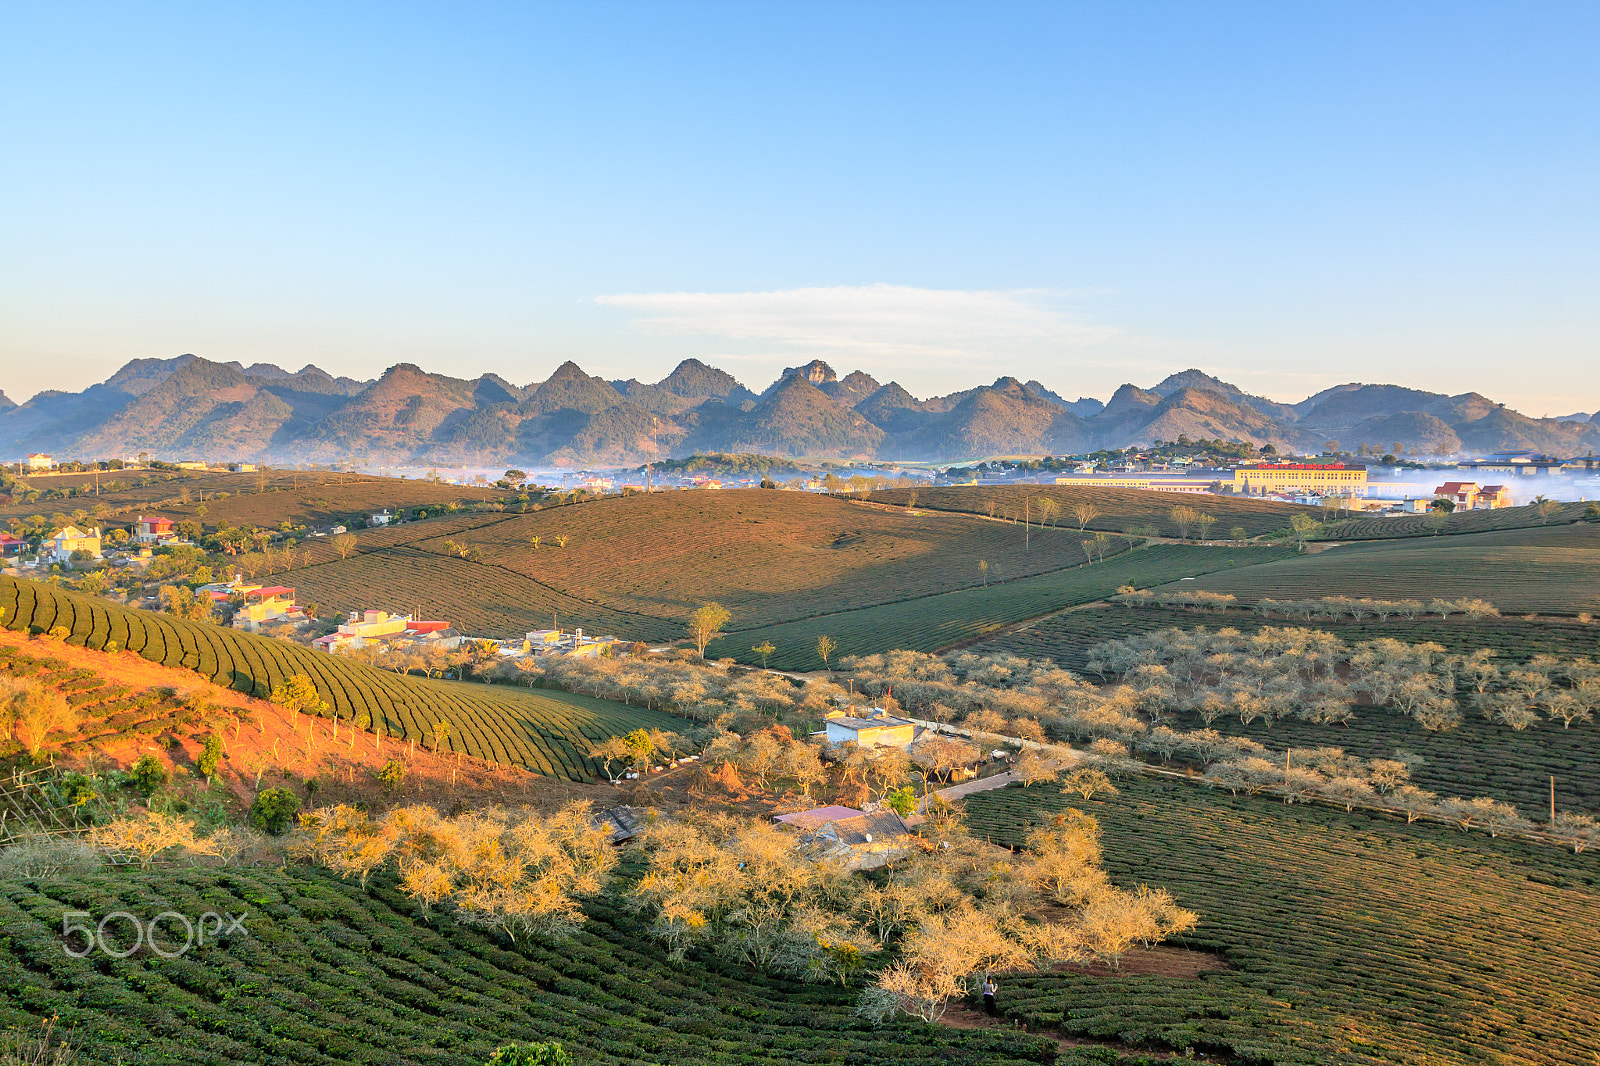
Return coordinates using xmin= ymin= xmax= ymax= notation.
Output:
xmin=285 ymin=490 xmax=1118 ymax=634
xmin=1166 ymin=523 xmax=1600 ymax=616
xmin=0 ymin=578 xmax=680 ymax=780
xmin=710 ymin=543 xmax=1297 ymax=670
xmin=130 ymin=472 xmax=505 ymax=532
xmin=872 ymin=484 xmax=1312 ymax=538
xmin=962 ymin=778 xmax=1600 ymax=1066
xmin=1315 ymin=499 xmax=1597 ymax=541
xmin=0 ymin=865 xmax=1086 ymax=1066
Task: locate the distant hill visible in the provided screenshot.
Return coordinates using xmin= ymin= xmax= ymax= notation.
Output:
xmin=4 ymin=354 xmax=1596 ymax=465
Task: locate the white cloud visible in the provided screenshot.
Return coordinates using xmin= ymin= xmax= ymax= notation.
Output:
xmin=595 ymin=284 xmax=1122 ymax=373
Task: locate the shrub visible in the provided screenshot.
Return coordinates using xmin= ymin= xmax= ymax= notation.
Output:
xmin=130 ymin=754 xmax=169 ymax=796
xmin=373 ymin=759 xmax=407 ymax=792
xmin=249 ymin=787 xmax=301 ymax=835
xmin=486 ymin=1042 xmax=572 ymax=1066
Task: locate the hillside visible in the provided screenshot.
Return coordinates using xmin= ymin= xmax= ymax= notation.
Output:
xmin=10 ymin=355 xmax=1600 ymax=465
xmin=0 ymin=577 xmax=684 ymax=779
xmin=282 ymin=490 xmax=1127 ymax=640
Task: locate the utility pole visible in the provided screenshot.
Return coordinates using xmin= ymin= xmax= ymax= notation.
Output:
xmin=1024 ymin=498 xmax=1030 ymax=552
xmin=1551 ymin=775 xmax=1557 ymax=824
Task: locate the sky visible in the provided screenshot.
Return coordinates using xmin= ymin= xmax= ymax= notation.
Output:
xmin=2 ymin=2 xmax=1597 ymax=414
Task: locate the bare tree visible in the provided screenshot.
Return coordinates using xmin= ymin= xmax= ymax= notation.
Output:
xmin=815 ymin=634 xmax=839 ymax=669
xmin=332 ymin=533 xmax=358 ymax=560
xmin=1071 ymin=501 xmax=1100 ymax=531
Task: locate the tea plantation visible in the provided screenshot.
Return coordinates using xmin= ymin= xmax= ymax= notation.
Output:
xmin=961 ymin=777 xmax=1600 ymax=1066
xmin=0 ymin=865 xmax=1108 ymax=1066
xmin=709 ymin=544 xmax=1296 ymax=670
xmin=1163 ymin=524 xmax=1600 ymax=616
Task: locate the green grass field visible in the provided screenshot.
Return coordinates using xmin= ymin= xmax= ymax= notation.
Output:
xmin=0 ymin=578 xmax=680 ymax=780
xmin=1163 ymin=524 xmax=1600 ymax=616
xmin=962 ymin=777 xmax=1600 ymax=1066
xmin=709 ymin=543 xmax=1297 ymax=670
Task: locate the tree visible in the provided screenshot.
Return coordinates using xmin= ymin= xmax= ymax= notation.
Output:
xmin=196 ymin=734 xmax=225 ymax=780
xmin=1536 ymin=499 xmax=1561 ymax=525
xmin=1071 ymin=501 xmax=1100 ymax=531
xmin=687 ymin=602 xmax=731 ymax=659
xmin=1430 ymin=497 xmax=1456 ymax=514
xmin=1036 ymin=497 xmax=1059 ymax=527
xmin=430 ymin=719 xmax=453 ymax=754
xmin=1170 ymin=506 xmax=1199 ymax=539
xmin=12 ymin=685 xmax=78 ymax=757
xmin=815 ymin=634 xmax=839 ymax=669
xmin=250 ymin=787 xmax=302 ymax=835
xmin=1288 ymin=512 xmax=1319 ymax=549
xmin=752 ymin=641 xmax=776 ymax=668
xmin=271 ymin=674 xmax=327 ymax=715
xmin=332 ymin=533 xmax=358 ymax=560
xmin=1194 ymin=513 xmax=1218 ymax=541
xmin=91 ymin=811 xmax=213 ymax=868
xmin=977 ymin=559 xmax=989 ymax=586
xmin=159 ymin=584 xmax=214 ymax=622
xmin=1230 ymin=526 xmax=1249 ymax=542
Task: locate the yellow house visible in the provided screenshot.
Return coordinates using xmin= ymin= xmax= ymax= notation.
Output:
xmin=229 ymin=585 xmax=300 ymax=632
xmin=823 ymin=710 xmax=917 ymax=749
xmin=25 ymin=453 xmax=53 ymax=471
xmin=47 ymin=525 xmax=101 ymax=563
xmin=1230 ymin=462 xmax=1368 ymax=497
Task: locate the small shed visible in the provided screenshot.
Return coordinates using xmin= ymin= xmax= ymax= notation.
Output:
xmin=594 ymin=806 xmax=650 ymax=845
xmin=793 ymin=810 xmax=914 ymax=871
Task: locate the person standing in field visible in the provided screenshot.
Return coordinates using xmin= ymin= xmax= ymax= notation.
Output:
xmin=982 ymin=977 xmax=998 ymax=1016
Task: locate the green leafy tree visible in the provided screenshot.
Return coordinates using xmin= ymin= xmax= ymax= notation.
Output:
xmin=751 ymin=641 xmax=776 ymax=668
xmin=159 ymin=584 xmax=214 ymax=622
xmin=130 ymin=754 xmax=169 ymax=796
xmin=270 ymin=674 xmax=327 ymax=715
xmin=196 ymin=734 xmax=225 ymax=780
xmin=249 ymin=786 xmax=301 ymax=835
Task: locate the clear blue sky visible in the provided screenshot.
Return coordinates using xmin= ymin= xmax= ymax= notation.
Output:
xmin=3 ymin=2 xmax=1596 ymax=413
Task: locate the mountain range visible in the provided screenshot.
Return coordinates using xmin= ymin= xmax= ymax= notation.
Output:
xmin=2 ymin=354 xmax=1596 ymax=467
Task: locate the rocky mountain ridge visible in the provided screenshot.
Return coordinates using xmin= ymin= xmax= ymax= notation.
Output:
xmin=3 ymin=355 xmax=1595 ymax=467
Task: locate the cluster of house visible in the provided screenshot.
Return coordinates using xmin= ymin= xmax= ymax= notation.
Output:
xmin=312 ymin=610 xmax=460 ymax=653
xmin=1428 ymin=481 xmax=1514 ymax=510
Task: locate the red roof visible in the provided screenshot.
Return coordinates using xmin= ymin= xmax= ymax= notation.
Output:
xmin=138 ymin=516 xmax=173 ymax=526
xmin=1245 ymin=462 xmax=1365 ymax=471
xmin=249 ymin=586 xmax=295 ymax=598
xmin=0 ymin=534 xmax=21 ymax=544
xmin=406 ymin=619 xmax=450 ymax=633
